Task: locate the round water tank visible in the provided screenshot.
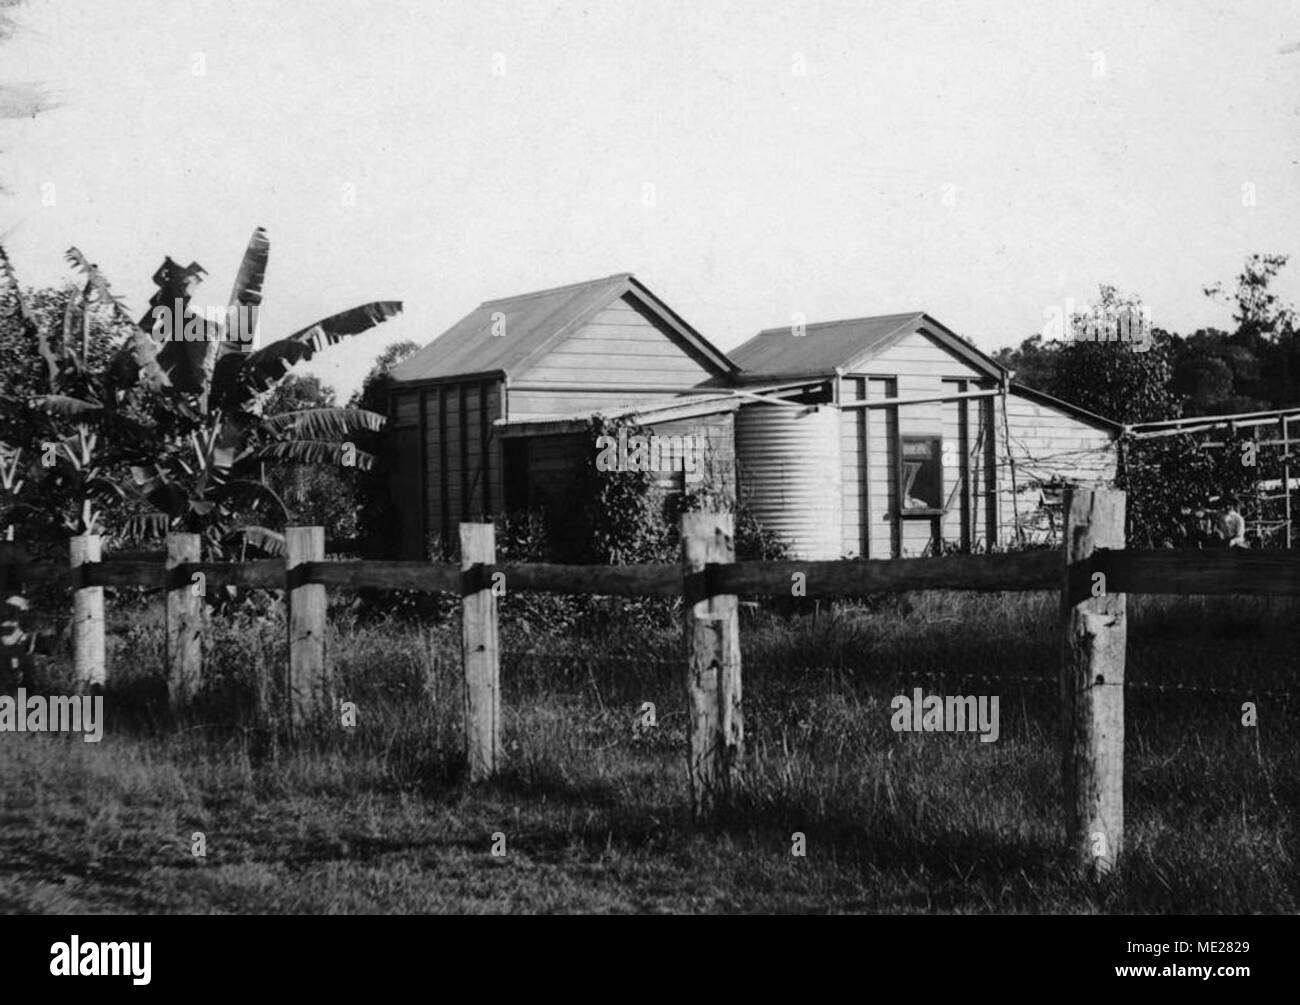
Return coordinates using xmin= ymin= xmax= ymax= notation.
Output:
xmin=735 ymin=403 xmax=842 ymax=559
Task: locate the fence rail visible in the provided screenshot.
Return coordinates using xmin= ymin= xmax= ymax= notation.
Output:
xmin=4 ymin=548 xmax=1298 ymax=598
xmin=2 ymin=491 xmax=1299 ymax=879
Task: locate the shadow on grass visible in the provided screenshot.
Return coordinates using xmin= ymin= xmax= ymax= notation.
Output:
xmin=462 ymin=764 xmax=1068 ymax=897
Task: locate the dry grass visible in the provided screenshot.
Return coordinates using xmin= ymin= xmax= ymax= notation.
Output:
xmin=0 ymin=589 xmax=1296 ymax=913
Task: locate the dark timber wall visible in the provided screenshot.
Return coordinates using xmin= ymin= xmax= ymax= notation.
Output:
xmin=390 ymin=380 xmax=503 ymax=558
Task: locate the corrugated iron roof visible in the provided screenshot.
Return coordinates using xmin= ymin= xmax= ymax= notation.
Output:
xmin=731 ymin=311 xmax=1005 ymax=382
xmin=390 ymin=273 xmax=736 ymax=384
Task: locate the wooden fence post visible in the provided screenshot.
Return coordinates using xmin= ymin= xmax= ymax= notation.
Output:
xmin=460 ymin=522 xmax=502 ymax=781
xmin=165 ymin=533 xmax=203 ymax=708
xmin=1061 ymin=486 xmax=1126 ymax=877
xmin=285 ymin=526 xmax=329 ymax=731
xmin=69 ymin=534 xmax=105 ymax=689
xmin=681 ymin=511 xmax=743 ymax=815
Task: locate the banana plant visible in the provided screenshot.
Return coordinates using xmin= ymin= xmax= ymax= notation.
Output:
xmin=117 ymin=227 xmax=401 ymax=556
xmin=0 ymin=442 xmax=26 ymax=537
xmin=123 ymin=421 xmax=296 ymax=556
xmin=9 ymin=229 xmax=401 ymax=555
xmin=2 ymin=242 xmax=155 ymax=538
xmin=42 ymin=425 xmax=126 ymax=535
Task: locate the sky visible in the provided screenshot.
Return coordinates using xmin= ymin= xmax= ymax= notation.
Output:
xmin=1 ymin=0 xmax=1298 ymax=400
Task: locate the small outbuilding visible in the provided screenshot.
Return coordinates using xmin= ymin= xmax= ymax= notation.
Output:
xmin=729 ymin=313 xmax=1120 ymax=558
xmin=385 ymin=274 xmax=737 ymax=557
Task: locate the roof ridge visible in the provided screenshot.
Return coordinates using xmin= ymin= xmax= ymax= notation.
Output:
xmin=478 ymin=272 xmax=633 ymax=307
xmin=755 ymin=311 xmax=924 ymax=336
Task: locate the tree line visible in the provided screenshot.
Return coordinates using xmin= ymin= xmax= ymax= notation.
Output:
xmin=995 ymin=255 xmax=1297 ymax=422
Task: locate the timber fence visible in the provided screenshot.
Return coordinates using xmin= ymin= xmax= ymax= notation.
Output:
xmin=2 ymin=487 xmax=1299 ymax=878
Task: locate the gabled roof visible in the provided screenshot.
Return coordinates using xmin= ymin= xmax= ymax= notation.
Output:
xmin=1010 ymin=383 xmax=1122 ymax=433
xmin=730 ymin=311 xmax=1005 ymax=383
xmin=390 ymin=273 xmax=738 ymax=384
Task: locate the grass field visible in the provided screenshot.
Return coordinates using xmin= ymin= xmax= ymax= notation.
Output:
xmin=1 ymin=588 xmax=1296 ymax=914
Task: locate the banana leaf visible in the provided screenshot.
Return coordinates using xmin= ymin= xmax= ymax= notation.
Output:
xmin=1 ymin=243 xmax=58 ymax=383
xmin=211 ymin=300 xmax=402 ymax=411
xmin=213 ymin=479 xmax=292 ymax=520
xmin=260 ymin=406 xmax=385 ymax=439
xmin=28 ymin=394 xmax=103 ymax=416
xmin=248 ymin=439 xmax=375 ymax=469
xmin=214 ymin=227 xmax=268 ymax=367
xmin=228 ymin=525 xmax=285 ymax=557
xmin=65 ymin=247 xmax=172 ymax=390
xmin=121 ymin=512 xmax=171 ymax=541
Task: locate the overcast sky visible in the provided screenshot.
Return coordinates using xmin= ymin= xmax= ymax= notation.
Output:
xmin=2 ymin=0 xmax=1298 ymax=398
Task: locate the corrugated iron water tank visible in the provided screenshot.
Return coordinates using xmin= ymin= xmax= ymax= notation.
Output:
xmin=735 ymin=403 xmax=842 ymax=559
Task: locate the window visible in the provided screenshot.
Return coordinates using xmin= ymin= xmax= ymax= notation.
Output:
xmin=900 ymin=436 xmax=944 ymax=511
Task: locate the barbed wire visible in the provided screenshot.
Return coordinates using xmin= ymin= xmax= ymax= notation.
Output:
xmin=499 ymin=651 xmax=1298 ymax=699
xmin=1142 ymin=638 xmax=1299 ymax=660
xmin=1123 ymin=680 xmax=1296 ymax=699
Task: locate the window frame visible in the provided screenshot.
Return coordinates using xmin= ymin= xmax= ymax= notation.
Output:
xmin=898 ymin=434 xmax=946 ymax=516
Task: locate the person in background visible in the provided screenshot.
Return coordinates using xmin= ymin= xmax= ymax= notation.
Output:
xmin=0 ymin=592 xmax=31 ymax=691
xmin=1218 ymin=494 xmax=1247 ymax=547
xmin=1192 ymin=501 xmax=1218 ymax=548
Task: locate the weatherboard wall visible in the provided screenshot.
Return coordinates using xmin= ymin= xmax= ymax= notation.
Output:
xmin=994 ymin=394 xmax=1118 ymax=546
xmin=835 ymin=329 xmax=992 ymax=559
xmin=508 ymin=295 xmax=721 ymax=418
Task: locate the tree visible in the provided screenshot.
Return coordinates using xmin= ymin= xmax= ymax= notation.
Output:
xmin=7 ymin=229 xmax=402 ymax=556
xmin=1200 ymin=254 xmax=1298 ymax=412
xmin=0 ymin=247 xmax=157 ymax=537
xmin=1206 ymin=254 xmax=1295 ymax=344
xmin=349 ymin=340 xmax=419 ymax=555
xmin=1040 ymin=286 xmax=1191 ymax=545
xmin=1170 ymin=328 xmax=1268 ymax=416
xmin=349 ymin=340 xmax=420 ymax=414
xmin=1050 ymin=286 xmax=1177 ymax=425
xmin=262 ymin=374 xmax=360 ymax=540
xmin=992 ymin=334 xmax=1061 ymax=393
